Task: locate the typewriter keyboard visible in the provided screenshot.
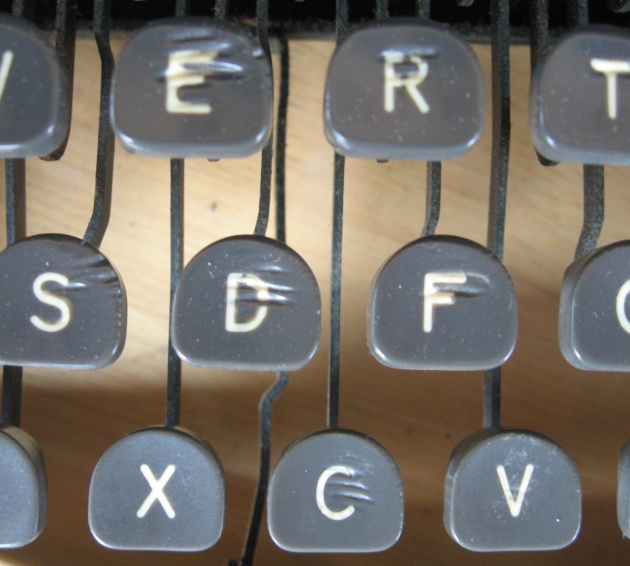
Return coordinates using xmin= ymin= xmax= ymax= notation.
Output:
xmin=2 ymin=1 xmax=630 ymax=565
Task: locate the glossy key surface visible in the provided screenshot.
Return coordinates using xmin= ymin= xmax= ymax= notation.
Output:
xmin=531 ymin=26 xmax=630 ymax=164
xmin=368 ymin=235 xmax=517 ymax=370
xmin=267 ymin=429 xmax=404 ymax=553
xmin=172 ymin=235 xmax=320 ymax=371
xmin=112 ymin=18 xmax=273 ymax=158
xmin=0 ymin=427 xmax=46 ymax=548
xmin=560 ymin=241 xmax=630 ymax=370
xmin=0 ymin=14 xmax=70 ymax=157
xmin=444 ymin=428 xmax=581 ymax=552
xmin=0 ymin=234 xmax=126 ymax=368
xmin=324 ymin=18 xmax=484 ymax=160
xmin=89 ymin=426 xmax=225 ymax=551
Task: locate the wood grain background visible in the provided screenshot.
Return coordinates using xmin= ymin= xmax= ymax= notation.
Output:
xmin=0 ymin=37 xmax=629 ymax=565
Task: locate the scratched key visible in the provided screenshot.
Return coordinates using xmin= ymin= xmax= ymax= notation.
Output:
xmin=111 ymin=17 xmax=273 ymax=158
xmin=368 ymin=235 xmax=517 ymax=370
xmin=88 ymin=426 xmax=225 ymax=551
xmin=0 ymin=234 xmax=126 ymax=368
xmin=324 ymin=18 xmax=485 ymax=160
xmin=444 ymin=428 xmax=582 ymax=551
xmin=560 ymin=241 xmax=630 ymax=370
xmin=531 ymin=26 xmax=630 ymax=164
xmin=0 ymin=426 xmax=47 ymax=548
xmin=0 ymin=13 xmax=70 ymax=157
xmin=267 ymin=429 xmax=404 ymax=553
xmin=172 ymin=235 xmax=321 ymax=371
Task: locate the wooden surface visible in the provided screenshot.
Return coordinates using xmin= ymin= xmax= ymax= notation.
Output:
xmin=0 ymin=37 xmax=630 ymax=565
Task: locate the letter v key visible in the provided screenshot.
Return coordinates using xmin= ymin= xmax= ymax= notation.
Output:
xmin=496 ymin=463 xmax=534 ymax=518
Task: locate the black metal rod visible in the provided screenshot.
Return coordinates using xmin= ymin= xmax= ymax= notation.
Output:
xmin=1 ymin=158 xmax=26 ymax=427
xmin=164 ymin=0 xmax=189 ymax=429
xmin=252 ymin=0 xmax=273 ymax=238
xmin=529 ymin=0 xmax=556 ymax=167
xmin=422 ymin=161 xmax=441 ymax=238
xmin=274 ymin=38 xmax=290 ymax=244
xmin=483 ymin=0 xmax=511 ymax=430
xmin=42 ymin=0 xmax=77 ymax=162
xmin=239 ymin=371 xmax=289 ymax=566
xmin=83 ymin=0 xmax=114 ymax=248
xmin=253 ymin=140 xmax=273 ymax=237
xmin=575 ymin=165 xmax=604 ymax=260
xmin=483 ymin=367 xmax=501 ymax=429
xmin=166 ymin=159 xmax=184 ymax=428
xmin=328 ymin=152 xmax=344 ymax=430
xmin=231 ymin=38 xmax=291 ymax=566
xmin=327 ymin=0 xmax=349 ymax=432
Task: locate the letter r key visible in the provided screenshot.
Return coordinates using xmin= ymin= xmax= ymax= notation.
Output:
xmin=324 ymin=19 xmax=484 ymax=161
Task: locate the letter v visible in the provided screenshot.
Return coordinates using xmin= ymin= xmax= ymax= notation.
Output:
xmin=496 ymin=463 xmax=534 ymax=518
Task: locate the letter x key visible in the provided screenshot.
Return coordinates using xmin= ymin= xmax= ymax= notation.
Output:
xmin=89 ymin=426 xmax=225 ymax=551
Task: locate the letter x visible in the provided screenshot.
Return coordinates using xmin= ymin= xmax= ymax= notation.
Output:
xmin=136 ymin=464 xmax=176 ymax=519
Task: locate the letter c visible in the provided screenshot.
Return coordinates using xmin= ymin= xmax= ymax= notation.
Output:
xmin=316 ymin=465 xmax=355 ymax=521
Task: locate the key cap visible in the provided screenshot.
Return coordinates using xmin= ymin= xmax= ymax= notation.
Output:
xmin=267 ymin=429 xmax=403 ymax=553
xmin=559 ymin=241 xmax=630 ymax=370
xmin=324 ymin=18 xmax=485 ymax=160
xmin=0 ymin=234 xmax=126 ymax=368
xmin=444 ymin=428 xmax=581 ymax=551
xmin=172 ymin=235 xmax=321 ymax=371
xmin=0 ymin=13 xmax=70 ymax=157
xmin=531 ymin=26 xmax=630 ymax=164
xmin=88 ymin=426 xmax=225 ymax=551
xmin=111 ymin=18 xmax=273 ymax=159
xmin=0 ymin=426 xmax=47 ymax=548
xmin=368 ymin=235 xmax=517 ymax=370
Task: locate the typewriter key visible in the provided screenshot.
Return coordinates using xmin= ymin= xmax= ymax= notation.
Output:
xmin=267 ymin=429 xmax=404 ymax=553
xmin=368 ymin=235 xmax=517 ymax=370
xmin=324 ymin=18 xmax=485 ymax=161
xmin=0 ymin=426 xmax=46 ymax=548
xmin=444 ymin=428 xmax=581 ymax=552
xmin=531 ymin=27 xmax=630 ymax=164
xmin=0 ymin=14 xmax=70 ymax=157
xmin=112 ymin=18 xmax=273 ymax=159
xmin=172 ymin=235 xmax=321 ymax=371
xmin=0 ymin=234 xmax=126 ymax=368
xmin=89 ymin=426 xmax=225 ymax=551
xmin=560 ymin=241 xmax=630 ymax=370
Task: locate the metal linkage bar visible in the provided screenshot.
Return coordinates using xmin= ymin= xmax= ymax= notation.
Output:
xmin=483 ymin=0 xmax=511 ymax=430
xmin=43 ymin=0 xmax=77 ymax=161
xmin=83 ymin=0 xmax=114 ymax=248
xmin=1 ymin=0 xmax=34 ymax=428
xmin=230 ymin=34 xmax=291 ymax=566
xmin=327 ymin=0 xmax=349 ymax=431
xmin=1 ymin=159 xmax=25 ymax=427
